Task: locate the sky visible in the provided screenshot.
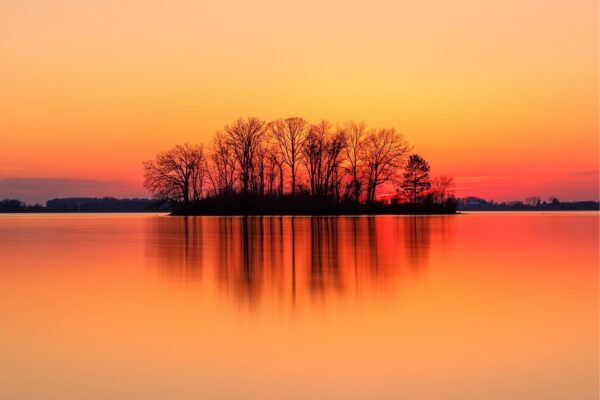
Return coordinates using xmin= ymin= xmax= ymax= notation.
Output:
xmin=1 ymin=0 xmax=598 ymax=204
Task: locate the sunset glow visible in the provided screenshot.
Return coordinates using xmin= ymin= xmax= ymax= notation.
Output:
xmin=1 ymin=0 xmax=598 ymax=202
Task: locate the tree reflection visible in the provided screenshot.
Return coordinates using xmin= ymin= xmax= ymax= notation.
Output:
xmin=146 ymin=216 xmax=204 ymax=281
xmin=146 ymin=216 xmax=438 ymax=308
xmin=405 ymin=216 xmax=431 ymax=270
xmin=308 ymin=217 xmax=342 ymax=296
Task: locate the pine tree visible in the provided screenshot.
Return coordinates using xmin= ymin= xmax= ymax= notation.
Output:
xmin=401 ymin=154 xmax=431 ymax=203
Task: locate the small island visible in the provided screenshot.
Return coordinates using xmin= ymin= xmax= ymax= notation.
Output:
xmin=143 ymin=117 xmax=457 ymax=215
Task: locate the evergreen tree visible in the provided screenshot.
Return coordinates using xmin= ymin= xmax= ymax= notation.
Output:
xmin=401 ymin=154 xmax=431 ymax=203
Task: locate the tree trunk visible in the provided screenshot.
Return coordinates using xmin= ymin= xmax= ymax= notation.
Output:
xmin=278 ymin=164 xmax=284 ymax=196
xmin=291 ymin=165 xmax=296 ymax=195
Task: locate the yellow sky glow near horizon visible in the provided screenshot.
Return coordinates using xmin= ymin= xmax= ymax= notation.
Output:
xmin=1 ymin=0 xmax=598 ymax=201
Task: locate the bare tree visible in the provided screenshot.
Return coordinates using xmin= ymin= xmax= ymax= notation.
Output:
xmin=303 ymin=121 xmax=326 ymax=196
xmin=253 ymin=144 xmax=269 ymax=196
xmin=341 ymin=121 xmax=367 ymax=201
xmin=224 ymin=117 xmax=265 ymax=195
xmin=401 ymin=154 xmax=432 ymax=203
xmin=268 ymin=117 xmax=307 ymax=195
xmin=362 ymin=128 xmax=411 ymax=202
xmin=432 ymin=175 xmax=455 ymax=204
xmin=302 ymin=120 xmax=347 ymax=197
xmin=525 ymin=196 xmax=542 ymax=207
xmin=265 ymin=146 xmax=279 ymax=196
xmin=143 ymin=143 xmax=205 ymax=208
xmin=208 ymin=132 xmax=236 ymax=197
xmin=190 ymin=144 xmax=208 ymax=201
xmin=323 ymin=128 xmax=347 ymax=198
xmin=269 ymin=145 xmax=285 ymax=196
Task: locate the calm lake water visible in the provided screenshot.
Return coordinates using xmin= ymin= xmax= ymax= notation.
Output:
xmin=0 ymin=213 xmax=597 ymax=399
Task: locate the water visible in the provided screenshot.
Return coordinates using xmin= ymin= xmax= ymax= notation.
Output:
xmin=0 ymin=213 xmax=597 ymax=399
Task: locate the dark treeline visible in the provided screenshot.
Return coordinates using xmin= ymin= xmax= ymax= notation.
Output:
xmin=143 ymin=117 xmax=456 ymax=215
xmin=3 ymin=196 xmax=595 ymax=213
xmin=182 ymin=193 xmax=457 ymax=216
xmin=457 ymin=197 xmax=600 ymax=211
xmin=0 ymin=197 xmax=166 ymax=213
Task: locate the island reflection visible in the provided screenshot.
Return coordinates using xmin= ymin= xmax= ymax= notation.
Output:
xmin=145 ymin=216 xmax=441 ymax=308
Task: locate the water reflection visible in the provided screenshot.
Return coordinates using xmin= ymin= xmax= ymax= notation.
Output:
xmin=405 ymin=216 xmax=431 ymax=269
xmin=146 ymin=216 xmax=438 ymax=307
xmin=1 ymin=213 xmax=597 ymax=399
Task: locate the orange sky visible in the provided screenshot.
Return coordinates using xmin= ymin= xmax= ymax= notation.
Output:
xmin=1 ymin=0 xmax=598 ymax=202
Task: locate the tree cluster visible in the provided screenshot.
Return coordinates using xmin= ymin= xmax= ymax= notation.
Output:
xmin=143 ymin=117 xmax=455 ymax=212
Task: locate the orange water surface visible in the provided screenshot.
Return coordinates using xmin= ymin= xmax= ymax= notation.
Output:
xmin=0 ymin=213 xmax=597 ymax=399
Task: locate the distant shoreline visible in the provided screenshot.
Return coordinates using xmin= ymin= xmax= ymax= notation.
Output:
xmin=456 ymin=200 xmax=599 ymax=212
xmin=1 ymin=210 xmax=598 ymax=215
xmin=1 ymin=196 xmax=598 ymax=214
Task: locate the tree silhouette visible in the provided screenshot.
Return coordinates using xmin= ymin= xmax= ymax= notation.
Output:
xmin=301 ymin=120 xmax=346 ymax=197
xmin=268 ymin=117 xmax=307 ymax=195
xmin=268 ymin=145 xmax=285 ymax=196
xmin=224 ymin=117 xmax=265 ymax=195
xmin=432 ymin=175 xmax=454 ymax=204
xmin=143 ymin=143 xmax=206 ymax=209
xmin=342 ymin=121 xmax=367 ymax=201
xmin=208 ymin=132 xmax=236 ymax=197
xmin=401 ymin=154 xmax=431 ymax=203
xmin=362 ymin=128 xmax=411 ymax=202
xmin=141 ymin=116 xmax=458 ymax=215
xmin=525 ymin=196 xmax=542 ymax=206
